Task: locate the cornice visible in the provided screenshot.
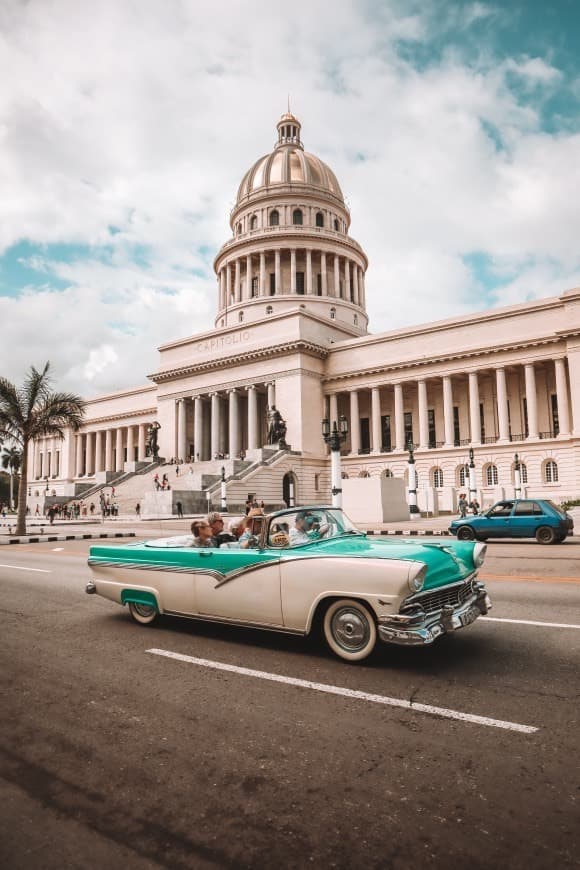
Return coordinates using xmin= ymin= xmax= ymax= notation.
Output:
xmin=214 ymin=227 xmax=367 ymax=269
xmin=149 ymin=339 xmax=329 ymax=384
xmin=161 ymin=366 xmax=323 ymax=401
xmin=82 ymin=407 xmax=157 ymax=427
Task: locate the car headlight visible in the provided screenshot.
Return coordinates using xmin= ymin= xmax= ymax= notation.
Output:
xmin=408 ymin=562 xmax=427 ymax=593
xmin=473 ymin=542 xmax=487 ymax=568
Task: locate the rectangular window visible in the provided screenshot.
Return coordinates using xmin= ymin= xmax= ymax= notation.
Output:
xmin=296 ymin=272 xmax=305 ymax=294
xmin=381 ymin=415 xmax=391 ymax=452
xmin=404 ymin=411 xmax=414 ymax=449
xmin=317 ymin=273 xmax=322 ymax=295
xmin=479 ymin=402 xmax=486 ymax=440
xmin=269 ymin=273 xmax=276 ymax=295
xmin=522 ymin=397 xmax=528 ymax=437
xmin=251 ymin=277 xmax=259 ymax=297
xmin=428 ymin=408 xmax=436 ymax=448
xmin=360 ymin=418 xmax=370 ymax=454
xmin=551 ymin=394 xmax=559 ymax=436
xmin=453 ymin=406 xmax=460 ymax=446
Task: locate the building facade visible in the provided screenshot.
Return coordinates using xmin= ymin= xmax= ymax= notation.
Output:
xmin=29 ymin=113 xmax=580 ymax=512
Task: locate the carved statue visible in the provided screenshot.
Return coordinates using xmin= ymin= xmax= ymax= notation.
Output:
xmin=146 ymin=421 xmax=161 ymax=459
xmin=267 ymin=406 xmax=287 ymax=447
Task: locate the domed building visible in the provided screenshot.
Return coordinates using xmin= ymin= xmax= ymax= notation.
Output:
xmin=27 ymin=112 xmax=580 ymax=518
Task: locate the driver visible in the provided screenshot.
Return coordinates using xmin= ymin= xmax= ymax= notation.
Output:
xmin=289 ymin=512 xmax=329 ymax=547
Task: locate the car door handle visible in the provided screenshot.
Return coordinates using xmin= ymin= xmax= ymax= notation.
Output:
xmin=199 ymin=551 xmax=213 ymax=557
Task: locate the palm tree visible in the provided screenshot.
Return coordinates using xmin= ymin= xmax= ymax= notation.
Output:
xmin=0 ymin=363 xmax=86 ymax=536
xmin=1 ymin=445 xmax=22 ymax=510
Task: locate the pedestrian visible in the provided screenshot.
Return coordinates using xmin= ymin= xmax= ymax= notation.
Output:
xmin=34 ymin=505 xmax=40 ymax=516
xmin=469 ymin=498 xmax=480 ymax=515
xmin=458 ymin=493 xmax=468 ymax=518
xmin=176 ymin=465 xmax=179 ymax=476
xmin=176 ymin=500 xmax=183 ymax=518
xmin=135 ymin=502 xmax=141 ymax=517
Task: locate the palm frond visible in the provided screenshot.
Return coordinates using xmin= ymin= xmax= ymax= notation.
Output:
xmin=30 ymin=391 xmax=86 ymax=439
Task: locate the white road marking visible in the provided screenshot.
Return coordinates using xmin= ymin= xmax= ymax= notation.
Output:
xmin=481 ymin=616 xmax=580 ymax=630
xmin=52 ymin=547 xmax=64 ymax=551
xmin=0 ymin=563 xmax=52 ymax=573
xmin=147 ymin=648 xmax=538 ymax=734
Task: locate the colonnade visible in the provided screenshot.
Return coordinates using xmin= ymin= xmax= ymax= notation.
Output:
xmin=33 ymin=422 xmax=150 ymax=479
xmin=217 ymin=249 xmax=365 ymax=309
xmin=328 ymin=358 xmax=572 ymax=455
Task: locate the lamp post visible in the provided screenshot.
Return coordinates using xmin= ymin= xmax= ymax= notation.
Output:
xmin=514 ymin=452 xmax=522 ymax=499
xmin=468 ymin=447 xmax=477 ymax=506
xmin=407 ymin=442 xmax=420 ymax=520
xmin=322 ymin=415 xmax=348 ymax=508
xmin=288 ymin=476 xmax=295 ymax=508
xmin=220 ymin=466 xmax=227 ymax=512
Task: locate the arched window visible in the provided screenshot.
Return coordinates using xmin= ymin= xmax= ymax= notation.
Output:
xmin=266 ymin=305 xmax=273 ymax=315
xmin=269 ymin=210 xmax=279 ymax=226
xmin=334 ymin=218 xmax=339 ymax=231
xmin=383 ymin=468 xmax=393 ymax=478
xmin=315 ymin=212 xmax=324 ymax=228
xmin=238 ymin=311 xmax=244 ymax=323
xmin=354 ymin=314 xmax=358 ymax=326
xmin=250 ymin=215 xmax=258 ymax=230
xmin=330 ymin=307 xmax=336 ymax=320
xmin=513 ymin=461 xmax=528 ymax=484
xmin=292 ymin=209 xmax=303 ymax=225
xmin=432 ymin=467 xmax=444 ymax=488
xmin=544 ymin=460 xmax=558 ymax=483
xmin=485 ymin=464 xmax=498 ymax=486
xmin=458 ymin=465 xmax=468 ymax=486
xmin=236 ymin=222 xmax=242 ymax=235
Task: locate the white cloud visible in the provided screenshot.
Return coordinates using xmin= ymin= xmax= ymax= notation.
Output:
xmin=0 ymin=0 xmax=578 ymax=396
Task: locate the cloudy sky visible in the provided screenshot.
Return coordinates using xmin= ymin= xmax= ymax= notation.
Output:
xmin=1 ymin=0 xmax=579 ymax=398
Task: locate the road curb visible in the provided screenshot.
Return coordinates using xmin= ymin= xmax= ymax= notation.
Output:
xmin=0 ymin=532 xmax=136 ymax=546
xmin=365 ymin=529 xmax=452 ymax=536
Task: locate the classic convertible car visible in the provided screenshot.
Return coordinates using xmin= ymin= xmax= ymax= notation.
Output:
xmin=86 ymin=506 xmax=491 ymax=662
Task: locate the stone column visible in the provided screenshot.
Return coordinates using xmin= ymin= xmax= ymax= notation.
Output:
xmin=105 ymin=429 xmax=113 ymax=471
xmin=352 ymin=265 xmax=359 ymax=305
xmin=306 ymin=249 xmax=312 ymax=294
xmin=211 ymin=393 xmax=221 ymax=458
xmin=125 ymin=425 xmax=134 ymax=465
xmin=229 ymin=390 xmax=240 ymax=458
xmin=443 ymin=376 xmax=454 ymax=447
xmin=95 ymin=430 xmax=103 ymax=473
xmin=468 ymin=372 xmax=481 ymax=445
xmin=247 ymin=386 xmax=259 ymax=449
xmin=246 ymin=255 xmax=252 ymax=299
xmin=234 ymin=259 xmax=241 ymax=303
xmin=115 ymin=428 xmax=124 ymax=472
xmin=371 ymin=387 xmax=381 ymax=453
xmin=260 ymin=251 xmax=266 ymax=296
xmin=75 ymin=434 xmax=83 ymax=477
xmin=349 ymin=390 xmax=360 ymax=454
xmin=321 ymin=252 xmax=328 ymax=295
xmin=524 ymin=363 xmax=538 ymax=439
xmin=418 ymin=380 xmax=429 ymax=449
xmin=496 ymin=367 xmax=510 ymax=442
xmin=334 ymin=255 xmax=340 ymax=298
xmin=225 ymin=263 xmax=232 ymax=306
xmin=290 ymin=249 xmax=296 ymax=293
xmin=554 ymin=358 xmax=571 ymax=436
xmin=267 ymin=382 xmax=275 ymax=408
xmin=138 ymin=424 xmax=147 ymax=461
xmin=360 ymin=271 xmax=366 ymax=307
xmin=194 ymin=396 xmax=203 ymax=460
xmin=329 ymin=393 xmax=338 ymax=425
xmin=394 ymin=383 xmax=404 ymax=451
xmin=219 ymin=269 xmax=226 ymax=309
xmin=275 ymin=250 xmax=281 ymax=294
xmin=344 ymin=259 xmax=351 ymax=302
xmin=177 ymin=399 xmax=187 ymax=461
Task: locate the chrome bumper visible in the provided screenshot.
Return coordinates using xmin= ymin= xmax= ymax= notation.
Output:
xmin=86 ymin=580 xmax=96 ymax=594
xmin=378 ymin=582 xmax=491 ymax=646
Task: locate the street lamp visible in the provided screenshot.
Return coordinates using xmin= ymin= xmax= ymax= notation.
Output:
xmin=514 ymin=452 xmax=522 ymax=499
xmin=44 ymin=476 xmax=50 ymax=494
xmin=322 ymin=414 xmax=348 ymax=508
xmin=468 ymin=447 xmax=477 ymax=506
xmin=407 ymin=442 xmax=420 ymax=520
xmin=220 ymin=466 xmax=227 ymax=512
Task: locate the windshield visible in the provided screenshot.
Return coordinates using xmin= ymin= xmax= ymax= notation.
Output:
xmin=267 ymin=507 xmax=362 ymax=549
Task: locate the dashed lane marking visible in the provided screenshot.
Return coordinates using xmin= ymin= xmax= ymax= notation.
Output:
xmin=481 ymin=616 xmax=580 ymax=629
xmin=146 ymin=648 xmax=538 ymax=735
xmin=0 ymin=563 xmax=52 ymax=573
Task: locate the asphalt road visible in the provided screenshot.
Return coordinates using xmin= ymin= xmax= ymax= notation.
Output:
xmin=1 ymin=539 xmax=579 ymax=870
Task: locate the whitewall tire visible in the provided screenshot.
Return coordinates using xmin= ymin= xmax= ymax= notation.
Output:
xmin=323 ymin=599 xmax=377 ymax=662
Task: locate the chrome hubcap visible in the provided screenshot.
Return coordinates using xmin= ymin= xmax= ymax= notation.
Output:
xmin=134 ymin=603 xmax=155 ymax=617
xmin=331 ymin=607 xmax=369 ymax=651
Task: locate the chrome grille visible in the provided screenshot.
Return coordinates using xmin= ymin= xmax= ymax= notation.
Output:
xmin=407 ymin=578 xmax=475 ymax=615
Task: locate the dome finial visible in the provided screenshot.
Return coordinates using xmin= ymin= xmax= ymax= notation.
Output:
xmin=275 ymin=108 xmax=303 ymax=150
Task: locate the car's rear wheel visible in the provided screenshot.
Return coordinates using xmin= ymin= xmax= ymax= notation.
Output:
xmin=128 ymin=601 xmax=158 ymax=625
xmin=457 ymin=526 xmax=475 ymax=541
xmin=323 ymin=599 xmax=377 ymax=662
xmin=535 ymin=526 xmax=555 ymax=545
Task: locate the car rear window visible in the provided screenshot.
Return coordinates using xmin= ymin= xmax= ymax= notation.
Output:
xmin=544 ymin=499 xmax=567 ymax=518
xmin=513 ymin=501 xmax=543 ymax=516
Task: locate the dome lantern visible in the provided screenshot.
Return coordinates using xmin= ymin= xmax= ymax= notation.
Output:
xmin=275 ymin=112 xmax=303 ymax=150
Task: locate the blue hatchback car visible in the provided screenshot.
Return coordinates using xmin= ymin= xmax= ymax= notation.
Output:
xmin=450 ymin=499 xmax=573 ymax=544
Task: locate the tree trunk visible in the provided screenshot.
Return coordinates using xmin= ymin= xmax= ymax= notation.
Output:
xmin=16 ymin=442 xmax=28 ymax=537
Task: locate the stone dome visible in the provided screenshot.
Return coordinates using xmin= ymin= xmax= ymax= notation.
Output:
xmin=236 ymin=113 xmax=344 ymax=203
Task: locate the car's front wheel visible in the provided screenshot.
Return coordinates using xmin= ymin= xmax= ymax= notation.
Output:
xmin=323 ymin=599 xmax=377 ymax=662
xmin=457 ymin=526 xmax=475 ymax=541
xmin=535 ymin=526 xmax=556 ymax=545
xmin=128 ymin=601 xmax=158 ymax=625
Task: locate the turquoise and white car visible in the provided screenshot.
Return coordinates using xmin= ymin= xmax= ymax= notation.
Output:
xmin=86 ymin=506 xmax=491 ymax=662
